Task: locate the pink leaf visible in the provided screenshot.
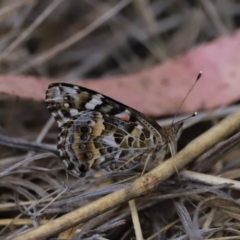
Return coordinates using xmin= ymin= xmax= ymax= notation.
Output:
xmin=1 ymin=30 xmax=240 ymax=116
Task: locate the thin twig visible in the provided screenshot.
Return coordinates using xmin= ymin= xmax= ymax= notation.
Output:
xmin=179 ymin=170 xmax=240 ymax=191
xmin=0 ymin=134 xmax=58 ymax=155
xmin=0 ymin=0 xmax=36 ymax=21
xmin=129 ymin=200 xmax=143 ymax=240
xmin=192 ymin=131 xmax=240 ymax=172
xmin=200 ymin=0 xmax=228 ymax=35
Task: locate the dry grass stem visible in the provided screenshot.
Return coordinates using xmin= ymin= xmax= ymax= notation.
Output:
xmin=129 ymin=199 xmax=143 ymax=240
xmin=0 ymin=0 xmax=36 ymax=20
xmin=180 ymin=170 xmax=240 ymax=191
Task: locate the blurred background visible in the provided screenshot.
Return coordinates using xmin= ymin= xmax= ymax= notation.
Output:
xmin=0 ymin=0 xmax=239 ymax=78
xmin=1 ymin=1 xmax=240 ymax=239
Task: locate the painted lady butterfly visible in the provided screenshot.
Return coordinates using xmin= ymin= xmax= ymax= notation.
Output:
xmin=46 ymin=83 xmax=183 ymax=177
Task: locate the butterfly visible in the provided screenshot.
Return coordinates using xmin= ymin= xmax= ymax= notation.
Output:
xmin=46 ymin=83 xmax=183 ymax=177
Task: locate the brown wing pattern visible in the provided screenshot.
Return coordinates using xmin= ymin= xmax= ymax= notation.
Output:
xmin=46 ymin=83 xmax=163 ymax=177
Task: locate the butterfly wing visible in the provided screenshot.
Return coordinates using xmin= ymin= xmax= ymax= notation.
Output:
xmin=46 ymin=83 xmax=163 ymax=138
xmin=46 ymin=83 xmax=165 ymax=177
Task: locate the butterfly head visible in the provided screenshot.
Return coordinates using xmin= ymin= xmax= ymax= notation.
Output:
xmin=165 ymin=111 xmax=197 ymax=156
xmin=162 ymin=122 xmax=183 ymax=156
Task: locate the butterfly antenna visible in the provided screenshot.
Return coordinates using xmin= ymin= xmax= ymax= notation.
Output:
xmin=172 ymin=71 xmax=202 ymax=126
xmin=174 ymin=112 xmax=198 ymax=125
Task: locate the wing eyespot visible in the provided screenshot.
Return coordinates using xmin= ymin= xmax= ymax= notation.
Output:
xmin=83 ymin=152 xmax=93 ymax=160
xmin=80 ymin=126 xmax=91 ymax=133
xmin=80 ymin=134 xmax=90 ymax=141
xmin=78 ymin=143 xmax=86 ymax=150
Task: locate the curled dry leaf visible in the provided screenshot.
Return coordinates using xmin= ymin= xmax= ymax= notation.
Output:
xmin=1 ymin=30 xmax=240 ymax=116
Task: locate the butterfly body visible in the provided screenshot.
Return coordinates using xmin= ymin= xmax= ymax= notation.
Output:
xmin=46 ymin=83 xmax=182 ymax=177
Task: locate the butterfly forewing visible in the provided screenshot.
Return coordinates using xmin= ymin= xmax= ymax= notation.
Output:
xmin=46 ymin=83 xmax=180 ymax=177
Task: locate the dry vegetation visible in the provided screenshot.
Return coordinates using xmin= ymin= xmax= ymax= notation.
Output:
xmin=0 ymin=1 xmax=240 ymax=240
